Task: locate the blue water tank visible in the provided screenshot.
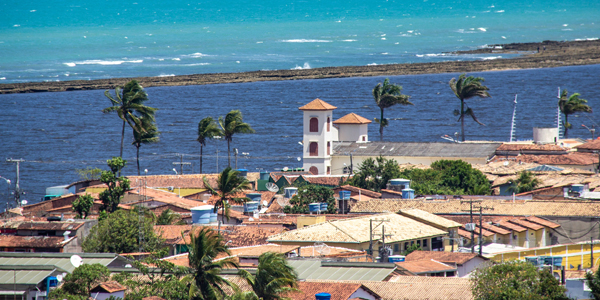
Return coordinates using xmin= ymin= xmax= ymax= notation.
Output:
xmin=389 ymin=178 xmax=410 ymax=189
xmin=571 ymin=184 xmax=585 ymax=193
xmin=402 ymin=188 xmax=415 ymax=199
xmin=320 ymin=202 xmax=328 ymax=212
xmin=191 ymin=205 xmax=213 ymax=224
xmin=237 ymin=169 xmax=248 ymax=177
xmin=388 ymin=255 xmax=406 ymax=263
xmin=284 ymin=187 xmax=298 ymax=198
xmin=210 ymin=210 xmax=218 ymax=223
xmin=246 ymin=193 xmax=262 ymax=202
xmin=309 ymin=203 xmax=321 ymax=213
xmin=243 ymin=201 xmax=259 ymax=212
xmin=260 ymin=171 xmax=270 ymax=181
xmin=315 ymin=293 xmax=331 ymax=300
xmin=339 ymin=191 xmax=351 ymax=200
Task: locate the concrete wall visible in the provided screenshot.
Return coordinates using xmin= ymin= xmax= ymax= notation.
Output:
xmin=545 ymin=216 xmax=600 ymax=245
xmin=337 ymin=124 xmax=369 ymax=142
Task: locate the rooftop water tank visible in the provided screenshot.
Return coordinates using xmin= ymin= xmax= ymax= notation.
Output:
xmin=533 ymin=127 xmax=559 ymax=144
xmin=308 ymin=203 xmax=321 ymax=213
xmin=315 ymin=293 xmax=331 ymax=300
xmin=237 ymin=169 xmax=248 ymax=177
xmin=284 ymin=187 xmax=298 ymax=198
xmin=191 ymin=205 xmax=213 ymax=224
xmin=320 ymin=202 xmax=328 ymax=212
xmin=243 ymin=201 xmax=259 ymax=213
xmin=246 ymin=193 xmax=262 ymax=202
xmin=388 ymin=178 xmax=410 ymax=191
xmin=339 ymin=191 xmax=351 ymax=200
xmin=571 ymin=184 xmax=585 ymax=194
xmin=402 ymin=188 xmax=415 ymax=199
xmin=260 ymin=171 xmax=270 ymax=181
xmin=210 ymin=210 xmax=218 ymax=223
xmin=388 ymin=255 xmax=406 ymax=263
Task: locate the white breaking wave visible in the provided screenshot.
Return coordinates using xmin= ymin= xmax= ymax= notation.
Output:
xmin=185 ymin=52 xmax=210 ymax=58
xmin=417 ymin=53 xmax=443 ymax=57
xmin=367 ymin=63 xmax=378 ymax=66
xmin=172 ymin=58 xmax=181 ymax=61
xmin=495 ymin=10 xmax=505 ymax=13
xmin=0 ymin=77 xmax=5 ymax=80
xmin=158 ymin=74 xmax=175 ymax=77
xmin=63 ymin=59 xmax=143 ymax=66
xmin=481 ymin=56 xmax=502 ymax=60
xmin=478 ymin=27 xmax=487 ymax=32
xmin=281 ymin=39 xmax=331 ymax=43
xmin=292 ymin=62 xmax=311 ymax=70
xmin=342 ymin=39 xmax=357 ymax=42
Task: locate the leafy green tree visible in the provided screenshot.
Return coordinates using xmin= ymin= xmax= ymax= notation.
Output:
xmin=238 ymin=252 xmax=298 ymax=300
xmin=188 ymin=227 xmax=239 ymax=300
xmin=218 ymin=110 xmax=255 ymax=168
xmin=283 ymin=184 xmax=336 ymax=214
xmin=72 ymin=194 xmax=94 ymax=219
xmin=48 ymin=264 xmax=110 ymax=299
xmin=558 ymin=89 xmax=592 ymax=137
xmin=132 ymin=115 xmax=160 ymax=176
xmin=585 ymin=266 xmax=600 ymax=300
xmin=82 ymin=208 xmax=164 ymax=254
xmin=471 ymin=260 xmax=570 ymax=300
xmin=103 ymin=80 xmax=157 ymax=158
xmin=198 ymin=116 xmax=221 ymax=174
xmin=403 ymin=244 xmax=422 ymax=256
xmin=347 ymin=156 xmax=402 ymax=192
xmin=156 ymin=208 xmax=180 ymax=225
xmin=372 ymin=78 xmax=413 ymax=141
xmin=203 ymin=167 xmax=251 ymax=221
xmin=507 ymin=171 xmax=541 ymax=194
xmin=99 ymin=157 xmax=130 ymax=213
xmin=449 ymin=74 xmax=491 ymax=142
xmin=75 ymin=167 xmax=103 ymax=181
xmin=229 ymin=292 xmax=259 ymax=300
xmin=430 ymin=160 xmax=490 ymax=195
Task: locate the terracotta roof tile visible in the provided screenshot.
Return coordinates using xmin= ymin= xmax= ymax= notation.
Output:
xmin=128 ymin=188 xmax=206 ymax=210
xmin=396 ymin=259 xmax=457 ymax=274
xmin=496 ymin=220 xmax=527 ymax=232
xmin=399 ymin=208 xmax=462 ymax=229
xmin=525 ymin=216 xmax=561 ymax=229
xmin=332 ymin=113 xmax=372 ymax=124
xmin=155 ymin=225 xmax=288 ymax=248
xmin=491 ymin=152 xmax=598 ymax=166
xmin=301 ymin=176 xmax=347 ymax=187
xmin=286 ymin=282 xmax=376 ymax=300
xmin=0 ymin=235 xmax=70 ymax=248
xmin=338 ymin=185 xmax=382 ymax=198
xmin=126 ymin=174 xmax=221 ymax=189
xmin=496 ymin=143 xmax=569 ymax=152
xmin=479 ymin=222 xmax=511 ymax=235
xmin=298 ymin=98 xmax=337 ymax=111
xmin=508 ymin=218 xmax=544 ymax=231
xmin=575 ymin=139 xmax=600 ymax=151
xmin=405 ymin=250 xmax=483 ymax=265
xmin=93 ymin=281 xmax=126 ymax=293
xmin=0 ymin=221 xmax=85 ymax=231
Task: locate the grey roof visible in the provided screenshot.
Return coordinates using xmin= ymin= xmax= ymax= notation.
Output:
xmin=0 ymin=252 xmax=127 ymax=273
xmin=0 ymin=266 xmax=59 ymax=285
xmin=332 ymin=142 xmax=501 ymax=159
xmin=526 ymin=165 xmax=564 ymax=172
xmin=288 ymin=259 xmax=396 ymax=281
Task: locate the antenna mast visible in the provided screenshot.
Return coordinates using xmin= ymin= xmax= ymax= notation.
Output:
xmin=509 ymin=94 xmax=518 ymax=142
xmin=557 ymin=87 xmax=563 ymax=139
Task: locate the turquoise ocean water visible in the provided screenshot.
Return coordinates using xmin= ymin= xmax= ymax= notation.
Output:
xmin=1 ymin=0 xmax=599 ymax=83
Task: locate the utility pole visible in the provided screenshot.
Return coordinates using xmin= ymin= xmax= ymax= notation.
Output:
xmin=234 ymin=148 xmax=238 ymax=169
xmin=592 ymin=236 xmax=595 ymax=269
xmin=6 ymin=159 xmax=24 ymax=207
xmin=461 ymin=199 xmax=481 ymax=253
xmin=349 ymin=153 xmax=354 ymax=175
xmin=369 ymin=218 xmax=391 ymax=261
xmin=172 ymin=154 xmax=191 ymax=175
xmin=216 ymin=149 xmax=219 ymax=173
xmin=474 ymin=205 xmax=494 ymax=256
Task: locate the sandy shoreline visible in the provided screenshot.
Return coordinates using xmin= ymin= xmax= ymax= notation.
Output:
xmin=1 ymin=39 xmax=600 ymax=94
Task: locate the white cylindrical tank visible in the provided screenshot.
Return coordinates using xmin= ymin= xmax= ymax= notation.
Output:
xmin=533 ymin=127 xmax=559 ymax=144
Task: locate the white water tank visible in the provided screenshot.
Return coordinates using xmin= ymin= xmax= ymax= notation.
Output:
xmin=533 ymin=127 xmax=559 ymax=144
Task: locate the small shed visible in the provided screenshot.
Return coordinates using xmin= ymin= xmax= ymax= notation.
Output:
xmin=90 ymin=281 xmax=126 ymax=300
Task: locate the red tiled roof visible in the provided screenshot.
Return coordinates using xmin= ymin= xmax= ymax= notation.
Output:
xmin=298 ymin=99 xmax=337 ymax=111
xmin=406 ymin=251 xmax=484 ymax=265
xmin=126 ymin=174 xmax=220 ymax=189
xmin=92 ymin=281 xmax=126 ymax=293
xmin=496 ymin=220 xmax=527 ymax=232
xmin=286 ymin=282 xmax=378 ymax=300
xmin=491 ymin=152 xmax=598 ymax=166
xmin=575 ymin=139 xmax=600 ymax=151
xmin=155 ymin=225 xmax=287 ymax=248
xmin=332 ymin=113 xmax=372 ymax=124
xmin=302 ymin=176 xmax=347 ymax=187
xmin=496 ymin=144 xmax=568 ymax=152
xmin=129 ymin=188 xmax=206 ymax=210
xmin=457 ymin=228 xmax=473 ymax=240
xmin=0 ymin=221 xmax=85 ymax=231
xmin=338 ymin=185 xmax=382 ymax=198
xmin=395 ymin=259 xmax=457 ymax=274
xmin=508 ymin=218 xmax=543 ymax=231
xmin=0 ymin=235 xmax=70 ymax=248
xmin=479 ymin=222 xmax=511 ymax=235
xmin=525 ymin=216 xmax=561 ymax=229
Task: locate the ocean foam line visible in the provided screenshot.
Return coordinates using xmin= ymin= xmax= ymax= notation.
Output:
xmin=64 ymin=59 xmax=143 ymax=67
xmin=480 ymin=56 xmax=502 ymax=60
xmin=291 ymin=62 xmax=311 ymax=70
xmin=280 ymin=39 xmax=331 ymax=43
xmin=183 ymin=52 xmax=211 ymax=58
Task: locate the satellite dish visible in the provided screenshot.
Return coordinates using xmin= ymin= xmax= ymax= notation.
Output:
xmin=297 ymin=157 xmax=301 ymax=162
xmin=266 ymin=182 xmax=279 ymax=193
xmin=56 ymin=275 xmax=63 ymax=282
xmin=21 ymin=200 xmax=28 ymax=205
xmin=70 ymin=255 xmax=83 ymax=268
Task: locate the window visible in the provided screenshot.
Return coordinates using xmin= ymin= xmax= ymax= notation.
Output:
xmin=362 ymin=136 xmax=366 ymax=141
xmin=310 ymin=117 xmax=319 ymax=132
xmin=309 ymin=142 xmax=318 ymax=156
xmin=394 ymin=243 xmax=399 ymax=252
xmin=326 ymin=166 xmax=331 ymax=175
xmin=309 ymin=166 xmax=318 ymax=175
xmin=417 ymin=240 xmax=421 ymax=246
xmin=327 ymin=141 xmax=331 ymax=155
xmin=423 ymin=239 xmax=428 ymax=247
xmin=404 ymin=242 xmax=409 ymax=250
xmin=327 ymin=117 xmax=330 ymax=132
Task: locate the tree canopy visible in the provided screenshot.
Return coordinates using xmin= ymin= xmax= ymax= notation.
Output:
xmin=99 ymin=157 xmax=130 ymax=213
xmin=72 ymin=194 xmax=94 ymax=219
xmin=48 ymin=264 xmax=110 ymax=300
xmin=82 ymin=208 xmax=164 ymax=254
xmin=283 ymin=184 xmax=336 ymax=214
xmin=558 ymin=89 xmax=592 ymax=138
xmin=449 ymin=74 xmax=491 ymax=142
xmin=218 ymin=110 xmax=255 ymax=168
xmin=471 ymin=260 xmax=570 ymax=300
xmin=347 ymin=156 xmax=402 ymax=192
xmin=585 ymin=266 xmax=600 ymax=300
xmin=203 ymin=166 xmax=251 ymax=221
xmin=238 ymin=252 xmax=299 ymax=300
xmin=372 ymin=78 xmax=413 ymax=141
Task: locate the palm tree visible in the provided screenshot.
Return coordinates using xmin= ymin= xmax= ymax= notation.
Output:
xmin=103 ymin=80 xmax=157 ymax=158
xmin=132 ymin=115 xmax=160 ymax=175
xmin=558 ymin=89 xmax=592 ymax=138
xmin=218 ymin=110 xmax=255 ymax=168
xmin=372 ymin=78 xmax=413 ymax=141
xmin=238 ymin=252 xmax=298 ymax=300
xmin=187 ymin=227 xmax=239 ymax=300
xmin=507 ymin=171 xmax=540 ymax=194
xmin=198 ymin=117 xmax=221 ymax=174
xmin=203 ymin=167 xmax=251 ymax=230
xmin=449 ymin=74 xmax=491 ymax=142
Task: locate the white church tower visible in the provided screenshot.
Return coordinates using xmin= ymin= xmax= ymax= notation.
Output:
xmin=299 ymin=99 xmax=337 ymax=175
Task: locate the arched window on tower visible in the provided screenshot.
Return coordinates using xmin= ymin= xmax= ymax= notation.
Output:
xmin=310 ymin=117 xmax=319 ymax=132
xmin=309 ymin=166 xmax=318 ymax=175
xmin=327 ymin=117 xmax=330 ymax=132
xmin=309 ymin=142 xmax=318 ymax=156
xmin=327 ymin=141 xmax=331 ymax=155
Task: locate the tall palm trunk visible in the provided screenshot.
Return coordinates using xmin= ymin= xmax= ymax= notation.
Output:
xmin=227 ymin=140 xmax=231 ymax=168
xmin=120 ymin=120 xmax=126 ymax=157
xmin=379 ymin=108 xmax=384 ymax=141
xmin=200 ymin=145 xmax=204 ymax=174
xmin=136 ymin=145 xmax=140 ymax=176
xmin=461 ymin=99 xmax=465 ymax=142
xmin=564 ymin=115 xmax=569 ymax=138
